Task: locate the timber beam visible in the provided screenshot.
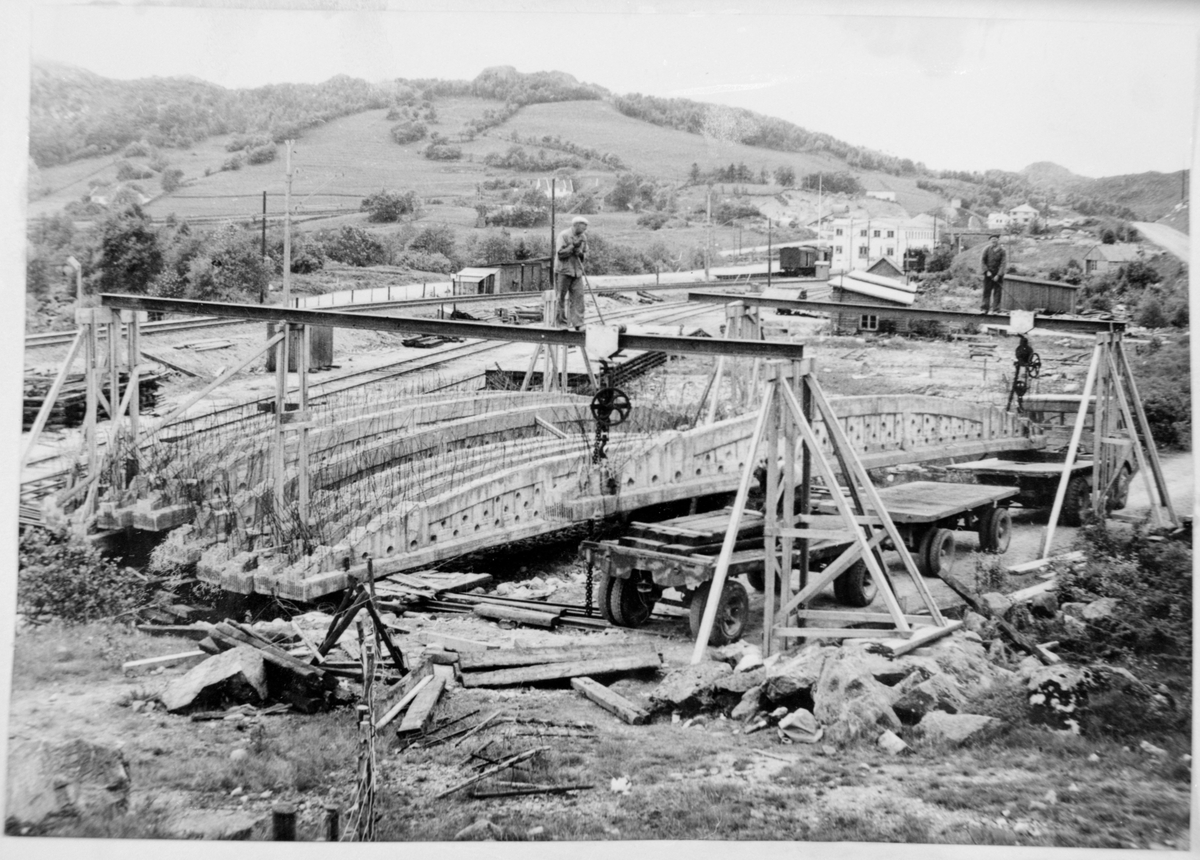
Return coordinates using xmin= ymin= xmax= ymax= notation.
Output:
xmin=100 ymin=294 xmax=804 ymax=361
xmin=686 ymin=291 xmax=1128 ymax=335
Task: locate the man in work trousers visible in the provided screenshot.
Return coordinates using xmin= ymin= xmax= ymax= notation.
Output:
xmin=556 ymin=216 xmax=589 ymax=329
xmin=980 ymin=233 xmax=1007 ymax=314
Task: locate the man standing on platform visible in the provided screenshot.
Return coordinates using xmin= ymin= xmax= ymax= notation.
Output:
xmin=556 ymin=216 xmax=589 ymax=329
xmin=980 ymin=233 xmax=1007 ymax=314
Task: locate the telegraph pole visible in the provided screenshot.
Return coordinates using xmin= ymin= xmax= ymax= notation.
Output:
xmin=260 ymin=191 xmax=267 ymax=303
xmin=705 ymin=184 xmax=712 ymax=281
xmin=549 ymin=178 xmax=556 ymax=290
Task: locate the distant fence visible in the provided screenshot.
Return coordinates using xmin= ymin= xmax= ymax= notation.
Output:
xmin=292 ymin=281 xmax=455 ymax=308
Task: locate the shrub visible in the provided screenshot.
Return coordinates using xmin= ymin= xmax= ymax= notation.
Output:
xmin=319 ymin=225 xmax=387 ymax=267
xmin=123 ymin=140 xmax=153 ymax=158
xmin=424 ymin=143 xmax=462 ymax=161
xmin=115 ymin=160 xmax=154 ymax=181
xmin=361 ymin=189 xmax=420 ymax=223
xmin=221 ymin=155 xmax=244 ymax=172
xmin=1135 ymin=292 xmax=1168 ymax=328
xmin=161 ymin=168 xmax=184 ymax=193
xmin=637 ymin=212 xmax=670 ymax=231
xmin=1059 ymin=523 xmax=1193 ymax=658
xmin=246 ymin=144 xmax=277 ymax=165
xmin=391 ymin=251 xmax=455 ymax=273
xmin=390 ymin=121 xmax=427 ymax=145
xmin=408 ymin=223 xmax=457 ymax=259
xmin=18 ymin=528 xmax=149 ymax=624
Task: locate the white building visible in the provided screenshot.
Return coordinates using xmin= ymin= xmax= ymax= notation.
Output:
xmin=821 ymin=216 xmax=938 ymax=273
xmin=988 ymin=212 xmax=1011 ymax=230
xmin=1009 ymin=203 xmax=1040 ymax=226
xmin=865 ymin=190 xmax=897 ymax=202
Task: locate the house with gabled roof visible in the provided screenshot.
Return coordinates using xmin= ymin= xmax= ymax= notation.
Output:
xmin=1082 ymin=243 xmax=1142 ymax=275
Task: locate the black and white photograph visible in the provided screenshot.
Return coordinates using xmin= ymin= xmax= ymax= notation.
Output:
xmin=2 ymin=0 xmax=1196 ymax=854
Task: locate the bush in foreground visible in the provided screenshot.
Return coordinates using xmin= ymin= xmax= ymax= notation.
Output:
xmin=18 ymin=528 xmax=148 ymax=625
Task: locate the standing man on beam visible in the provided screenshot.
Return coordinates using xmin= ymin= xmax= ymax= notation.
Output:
xmin=556 ymin=215 xmax=589 ymax=330
xmin=980 ymin=233 xmax=1008 ymax=314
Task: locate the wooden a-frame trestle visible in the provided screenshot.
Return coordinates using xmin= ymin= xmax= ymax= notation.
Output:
xmin=1040 ymin=330 xmax=1180 ymax=557
xmin=690 ymin=360 xmax=957 ymax=663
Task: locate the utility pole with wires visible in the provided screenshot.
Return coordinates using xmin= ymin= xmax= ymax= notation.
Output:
xmin=705 ymin=184 xmax=712 ymax=282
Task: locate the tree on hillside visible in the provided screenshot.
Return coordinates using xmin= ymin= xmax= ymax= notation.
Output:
xmin=185 ymin=225 xmax=270 ymax=300
xmin=774 ymin=165 xmax=796 ymax=187
xmin=409 ymin=223 xmax=457 ymax=259
xmin=361 ymin=189 xmax=421 ymax=223
xmin=689 ymin=163 xmax=701 ymax=184
xmin=93 ymin=204 xmax=163 ymax=295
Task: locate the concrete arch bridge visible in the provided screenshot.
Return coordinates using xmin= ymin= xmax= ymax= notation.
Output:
xmin=117 ymin=388 xmax=1042 ymax=601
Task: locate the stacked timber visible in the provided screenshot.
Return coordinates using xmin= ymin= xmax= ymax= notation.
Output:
xmin=457 ymin=643 xmax=662 ymax=688
xmin=23 ymin=370 xmax=163 ymax=431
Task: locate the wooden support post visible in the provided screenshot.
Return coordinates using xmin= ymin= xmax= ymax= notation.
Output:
xmin=127 ymin=313 xmax=141 ymax=440
xmin=21 ymin=330 xmax=85 ymax=471
xmin=272 ymin=804 xmax=297 ymax=841
xmin=762 ymin=368 xmax=781 ymax=656
xmin=521 ymin=343 xmax=543 ymax=392
xmin=1040 ymin=340 xmax=1102 ymax=557
xmin=1115 ymin=338 xmax=1180 ymax=527
xmin=1104 ymin=348 xmax=1165 ymax=527
xmin=297 ymin=324 xmax=311 ymax=525
xmin=107 ymin=319 xmax=119 ymax=421
xmin=1092 ymin=334 xmax=1111 ymax=519
xmin=274 ymin=323 xmax=289 ymax=517
xmin=83 ymin=319 xmax=98 ymax=514
xmin=782 ymin=365 xmax=799 ymax=632
xmin=691 ymin=383 xmax=776 ymax=663
xmin=324 ymin=805 xmax=340 ymax=842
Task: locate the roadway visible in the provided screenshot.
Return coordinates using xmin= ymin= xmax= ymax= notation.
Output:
xmin=1132 ymin=221 xmax=1190 ymax=262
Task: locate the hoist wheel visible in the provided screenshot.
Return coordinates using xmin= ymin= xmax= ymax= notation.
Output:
xmin=1028 ymin=353 xmax=1042 ymax=378
xmin=590 ymin=387 xmax=632 ymax=426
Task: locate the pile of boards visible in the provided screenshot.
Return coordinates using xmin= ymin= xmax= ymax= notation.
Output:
xmin=22 ymin=370 xmax=163 ymax=431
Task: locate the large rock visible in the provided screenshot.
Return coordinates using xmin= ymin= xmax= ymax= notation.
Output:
xmin=164 ymin=809 xmax=265 ymax=840
xmin=917 ymin=712 xmax=998 ymax=745
xmin=649 ymin=661 xmax=731 ymax=713
xmin=981 ymin=592 xmax=1013 ymax=617
xmin=714 ymin=666 xmax=767 ymax=695
xmin=161 ymin=646 xmax=269 ymax=713
xmin=5 ymin=739 xmax=130 ymax=827
xmin=1027 ymin=664 xmax=1095 ymax=732
xmin=812 ymin=650 xmax=901 ymax=745
xmin=912 ymin=635 xmax=997 ymax=694
xmin=731 ymin=685 xmax=763 ymax=720
xmin=764 ymin=645 xmax=835 ymax=702
xmin=891 ymin=672 xmax=964 ymax=722
xmin=1082 ymin=597 xmax=1120 ymax=622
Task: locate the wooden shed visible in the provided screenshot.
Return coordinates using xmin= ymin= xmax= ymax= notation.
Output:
xmin=829 ymin=284 xmax=913 ymax=335
xmin=1001 ymin=275 xmax=1080 ymax=315
xmin=452 ymin=267 xmax=499 ymax=296
xmin=494 ymin=259 xmax=547 ymax=294
xmin=866 ymin=257 xmax=905 ymax=281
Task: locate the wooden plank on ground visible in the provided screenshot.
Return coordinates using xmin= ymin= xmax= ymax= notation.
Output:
xmin=571 ymin=676 xmax=650 ymax=725
xmin=873 ymin=621 xmax=964 ymax=657
xmin=396 ymin=675 xmax=446 ymax=736
xmin=135 ymin=623 xmax=214 ymax=640
xmin=121 ymin=650 xmax=207 ymax=671
xmin=473 ymin=604 xmax=560 ymax=629
xmin=415 ymin=631 xmax=498 ymax=652
xmin=1006 ymin=551 xmax=1084 ymax=575
xmin=458 ymin=643 xmax=653 ymax=672
xmin=936 ymin=571 xmax=1059 ymax=664
xmin=1007 ymin=579 xmax=1057 ymax=605
xmin=460 ymin=651 xmax=663 ymax=688
xmin=210 ymin=624 xmax=325 ymax=680
xmin=374 ymin=674 xmax=432 ymax=731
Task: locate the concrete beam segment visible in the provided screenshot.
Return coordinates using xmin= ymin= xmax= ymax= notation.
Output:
xmin=100 ymin=295 xmax=806 ymax=361
xmin=685 ymin=291 xmax=1128 ymax=335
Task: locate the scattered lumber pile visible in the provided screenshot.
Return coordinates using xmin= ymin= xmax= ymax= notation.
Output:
xmin=456 ymin=643 xmax=662 ymax=688
xmin=401 ymin=334 xmax=463 ymax=349
xmin=22 ymin=370 xmax=163 ymax=431
xmin=494 ymin=306 xmax=543 ymax=324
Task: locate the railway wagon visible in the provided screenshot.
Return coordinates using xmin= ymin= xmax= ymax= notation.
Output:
xmin=452 ymin=260 xmax=548 ymax=296
xmin=778 ymin=244 xmax=831 ymax=278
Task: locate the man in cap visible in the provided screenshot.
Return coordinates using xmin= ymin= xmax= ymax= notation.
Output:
xmin=980 ymin=233 xmax=1007 ymax=314
xmin=555 ymin=216 xmax=589 ymax=329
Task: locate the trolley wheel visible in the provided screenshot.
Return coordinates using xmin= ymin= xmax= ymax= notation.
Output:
xmin=745 ymin=568 xmax=765 ymax=592
xmin=978 ymin=507 xmax=1013 ymax=554
xmin=1061 ymin=475 xmax=1092 ymax=527
xmin=1107 ymin=465 xmax=1133 ymax=511
xmin=833 ymin=553 xmax=881 ymax=608
xmin=594 ymin=570 xmax=616 ymax=623
xmin=917 ymin=527 xmax=957 ymax=577
xmin=608 ymin=573 xmax=660 ymax=629
xmin=688 ymin=579 xmax=750 ymax=646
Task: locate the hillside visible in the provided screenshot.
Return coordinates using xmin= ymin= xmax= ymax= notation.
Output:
xmin=25 ymin=61 xmax=1187 ymax=230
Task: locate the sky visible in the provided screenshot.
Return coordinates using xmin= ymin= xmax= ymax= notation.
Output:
xmin=15 ymin=0 xmax=1200 ymax=179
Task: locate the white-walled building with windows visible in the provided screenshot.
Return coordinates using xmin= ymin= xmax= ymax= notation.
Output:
xmin=819 ymin=215 xmax=940 ymax=273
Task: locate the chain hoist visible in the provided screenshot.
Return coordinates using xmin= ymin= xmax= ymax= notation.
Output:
xmin=589 ymin=386 xmax=631 ymax=463
xmin=1006 ymin=334 xmax=1043 ymax=411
